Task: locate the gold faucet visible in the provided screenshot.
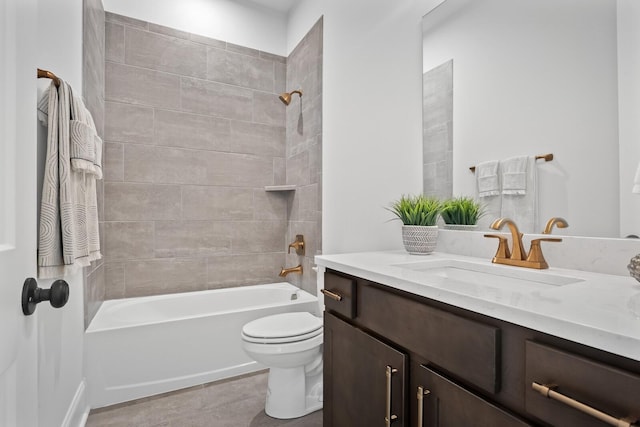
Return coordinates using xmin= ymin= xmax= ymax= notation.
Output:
xmin=288 ymin=235 xmax=305 ymax=255
xmin=484 ymin=218 xmax=561 ymax=269
xmin=488 ymin=218 xmax=527 ymax=260
xmin=279 ymin=264 xmax=303 ymax=277
xmin=542 ymin=217 xmax=569 ymax=234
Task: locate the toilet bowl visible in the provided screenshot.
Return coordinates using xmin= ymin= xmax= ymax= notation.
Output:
xmin=241 ymin=311 xmax=323 ymax=419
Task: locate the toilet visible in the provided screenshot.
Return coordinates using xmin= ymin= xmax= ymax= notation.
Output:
xmin=241 ymin=311 xmax=323 ymax=419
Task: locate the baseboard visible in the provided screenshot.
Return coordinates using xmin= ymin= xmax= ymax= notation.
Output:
xmin=61 ymin=380 xmax=90 ymax=427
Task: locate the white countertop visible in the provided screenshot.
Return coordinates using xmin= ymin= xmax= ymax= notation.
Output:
xmin=315 ymin=250 xmax=640 ymax=361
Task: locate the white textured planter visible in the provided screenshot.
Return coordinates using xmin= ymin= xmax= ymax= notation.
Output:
xmin=629 ymin=253 xmax=640 ymax=282
xmin=401 ymin=225 xmax=438 ymax=255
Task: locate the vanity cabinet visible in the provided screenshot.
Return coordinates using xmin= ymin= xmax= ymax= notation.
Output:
xmin=324 ymin=313 xmax=407 ymax=426
xmin=322 ymin=269 xmax=640 ymax=427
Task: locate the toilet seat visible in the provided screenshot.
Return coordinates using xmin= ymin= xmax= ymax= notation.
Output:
xmin=242 ymin=312 xmax=322 ymax=344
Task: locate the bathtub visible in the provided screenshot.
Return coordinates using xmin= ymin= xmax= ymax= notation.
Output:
xmin=85 ymin=283 xmax=319 ymax=408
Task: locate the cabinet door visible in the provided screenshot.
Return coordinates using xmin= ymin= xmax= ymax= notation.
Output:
xmin=324 ymin=312 xmax=407 ymax=427
xmin=412 ymin=364 xmax=533 ymax=427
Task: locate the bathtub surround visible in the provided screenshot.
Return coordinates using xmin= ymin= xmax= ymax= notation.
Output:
xmin=103 ymin=13 xmax=289 ymax=298
xmin=102 ymin=13 xmax=323 ymax=299
xmin=284 ymin=18 xmax=323 ymax=295
xmin=83 ymin=0 xmax=107 ymax=328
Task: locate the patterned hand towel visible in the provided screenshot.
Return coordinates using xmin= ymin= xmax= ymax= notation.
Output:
xmin=38 ymin=80 xmax=102 ymax=278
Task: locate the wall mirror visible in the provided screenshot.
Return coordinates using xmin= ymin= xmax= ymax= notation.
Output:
xmin=422 ymin=0 xmax=640 ymax=238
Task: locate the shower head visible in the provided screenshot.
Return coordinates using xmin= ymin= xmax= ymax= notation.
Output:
xmin=279 ymin=90 xmax=303 ymax=105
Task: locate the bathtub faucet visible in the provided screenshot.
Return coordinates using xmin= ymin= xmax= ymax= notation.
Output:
xmin=279 ymin=264 xmax=303 ymax=277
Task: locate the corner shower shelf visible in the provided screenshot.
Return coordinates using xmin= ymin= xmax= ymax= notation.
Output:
xmin=264 ymin=185 xmax=296 ymax=192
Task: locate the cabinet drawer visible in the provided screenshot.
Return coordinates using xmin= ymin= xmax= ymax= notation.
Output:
xmin=322 ymin=271 xmax=356 ymax=319
xmin=358 ymin=282 xmax=500 ymax=394
xmin=415 ymin=365 xmax=532 ymax=427
xmin=525 ymin=341 xmax=640 ymax=427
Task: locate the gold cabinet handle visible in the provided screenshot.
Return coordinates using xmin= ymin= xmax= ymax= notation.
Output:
xmin=320 ymin=288 xmax=343 ymax=301
xmin=385 ymin=366 xmax=399 ymax=426
xmin=532 ymin=382 xmax=639 ymax=427
xmin=417 ymin=386 xmax=431 ymax=427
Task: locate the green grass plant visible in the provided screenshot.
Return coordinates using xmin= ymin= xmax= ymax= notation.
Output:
xmin=440 ymin=196 xmax=484 ymax=225
xmin=388 ymin=195 xmax=442 ymax=226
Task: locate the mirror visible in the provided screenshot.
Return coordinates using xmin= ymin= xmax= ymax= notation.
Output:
xmin=422 ymin=0 xmax=640 ymax=238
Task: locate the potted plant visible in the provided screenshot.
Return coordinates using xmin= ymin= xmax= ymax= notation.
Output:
xmin=388 ymin=195 xmax=442 ymax=255
xmin=440 ymin=196 xmax=484 ymax=230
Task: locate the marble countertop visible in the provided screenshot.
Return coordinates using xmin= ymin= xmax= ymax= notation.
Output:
xmin=315 ymin=250 xmax=640 ymax=361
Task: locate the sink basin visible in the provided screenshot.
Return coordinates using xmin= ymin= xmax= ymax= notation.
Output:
xmin=392 ymin=259 xmax=584 ymax=294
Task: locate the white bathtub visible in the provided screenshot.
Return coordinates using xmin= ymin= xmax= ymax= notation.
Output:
xmin=86 ymin=283 xmax=319 ymax=408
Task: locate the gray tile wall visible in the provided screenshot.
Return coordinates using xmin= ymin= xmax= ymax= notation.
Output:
xmin=103 ymin=13 xmax=290 ymax=298
xmin=423 ymin=60 xmax=453 ymax=199
xmin=83 ymin=0 xmax=106 ymax=328
xmin=284 ymin=18 xmax=323 ymax=295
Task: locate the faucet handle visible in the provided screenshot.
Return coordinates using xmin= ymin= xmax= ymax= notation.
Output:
xmin=484 ymin=234 xmax=511 ymax=260
xmin=288 ymin=235 xmax=305 ymax=255
xmin=526 ymin=237 xmax=562 ymax=269
xmin=542 ymin=217 xmax=569 ymax=234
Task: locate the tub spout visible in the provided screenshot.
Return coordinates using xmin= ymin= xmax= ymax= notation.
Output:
xmin=279 ymin=265 xmax=303 ymax=277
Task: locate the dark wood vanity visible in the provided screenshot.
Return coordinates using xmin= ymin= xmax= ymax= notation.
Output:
xmin=322 ymin=269 xmax=640 ymax=427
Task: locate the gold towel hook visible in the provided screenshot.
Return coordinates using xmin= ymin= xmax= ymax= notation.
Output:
xmin=37 ymin=68 xmax=60 ymax=87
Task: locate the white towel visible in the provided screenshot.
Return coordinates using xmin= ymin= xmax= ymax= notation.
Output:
xmin=476 ymin=160 xmax=500 ymax=197
xmin=38 ymin=80 xmax=102 ymax=278
xmin=633 ymin=163 xmax=640 ymax=194
xmin=475 ymin=160 xmax=501 ymax=230
xmin=500 ymin=156 xmax=537 ymax=233
xmin=501 ymin=156 xmax=528 ymax=195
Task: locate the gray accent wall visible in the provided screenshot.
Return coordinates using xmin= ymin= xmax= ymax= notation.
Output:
xmin=102 ymin=13 xmax=312 ymax=298
xmin=83 ymin=0 xmax=106 ymax=327
xmin=284 ymin=18 xmax=323 ymax=295
xmin=423 ymin=60 xmax=453 ymax=199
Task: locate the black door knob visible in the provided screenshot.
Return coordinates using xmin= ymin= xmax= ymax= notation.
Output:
xmin=22 ymin=278 xmax=70 ymax=316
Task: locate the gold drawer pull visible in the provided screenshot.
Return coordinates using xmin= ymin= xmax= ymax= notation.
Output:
xmin=320 ymin=288 xmax=343 ymax=301
xmin=417 ymin=386 xmax=431 ymax=427
xmin=532 ymin=382 xmax=639 ymax=427
xmin=385 ymin=365 xmax=399 ymax=426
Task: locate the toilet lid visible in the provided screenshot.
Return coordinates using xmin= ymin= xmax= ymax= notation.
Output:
xmin=242 ymin=312 xmax=322 ymax=341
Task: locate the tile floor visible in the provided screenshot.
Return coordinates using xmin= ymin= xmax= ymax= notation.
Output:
xmin=85 ymin=371 xmax=323 ymax=427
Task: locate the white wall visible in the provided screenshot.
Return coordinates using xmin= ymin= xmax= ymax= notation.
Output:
xmin=103 ymin=0 xmax=288 ymax=56
xmin=421 ymin=0 xmax=619 ymax=237
xmin=288 ymin=0 xmax=443 ymax=254
xmin=36 ymin=0 xmax=88 ymax=425
xmin=618 ymin=0 xmax=640 ymax=238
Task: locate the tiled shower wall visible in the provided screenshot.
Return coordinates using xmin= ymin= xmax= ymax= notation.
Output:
xmin=423 ymin=60 xmax=453 ymax=199
xmin=284 ymin=18 xmax=323 ymax=295
xmin=83 ymin=0 xmax=106 ymax=326
xmin=102 ymin=13 xmax=292 ymax=298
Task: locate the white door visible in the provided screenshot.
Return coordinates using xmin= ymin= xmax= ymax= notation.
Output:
xmin=0 ymin=0 xmax=39 ymax=425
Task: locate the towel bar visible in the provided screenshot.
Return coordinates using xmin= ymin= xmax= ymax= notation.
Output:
xmin=470 ymin=153 xmax=553 ymax=172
